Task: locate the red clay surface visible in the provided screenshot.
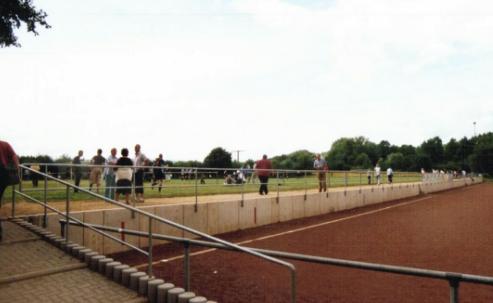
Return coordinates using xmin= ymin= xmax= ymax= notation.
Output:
xmin=113 ymin=183 xmax=493 ymax=302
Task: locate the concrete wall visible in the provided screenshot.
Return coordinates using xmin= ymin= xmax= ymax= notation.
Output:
xmin=26 ymin=177 xmax=482 ymax=255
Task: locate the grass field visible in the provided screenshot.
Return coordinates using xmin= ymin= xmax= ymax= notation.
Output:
xmin=1 ymin=171 xmax=422 ymax=204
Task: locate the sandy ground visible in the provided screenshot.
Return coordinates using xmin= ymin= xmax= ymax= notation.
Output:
xmin=113 ymin=183 xmax=493 ymax=303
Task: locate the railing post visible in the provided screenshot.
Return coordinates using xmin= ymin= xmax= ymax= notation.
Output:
xmin=291 ymin=269 xmax=297 ymax=303
xmin=65 ymin=185 xmax=70 ymax=243
xmin=304 ymin=171 xmax=307 ymax=201
xmin=241 ymin=178 xmax=245 ymax=207
xmin=19 ymin=166 xmax=23 ymax=193
xmin=276 ymin=170 xmax=280 ymax=203
xmin=131 ymin=170 xmax=136 ymax=219
xmin=194 ymin=169 xmax=198 ymax=212
xmin=344 ymin=171 xmax=348 ymax=187
xmin=449 ymin=279 xmax=459 ymax=303
xmin=43 ymin=165 xmax=48 ymax=228
xmin=11 ymin=183 xmax=16 ymax=218
xmin=148 ymin=218 xmax=153 ymax=278
xmin=184 ymin=241 xmax=191 ymax=291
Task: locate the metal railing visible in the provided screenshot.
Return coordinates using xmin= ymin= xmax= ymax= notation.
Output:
xmin=62 ymin=220 xmax=493 ymax=303
xmin=16 ymin=162 xmax=427 ymax=211
xmin=12 ymin=165 xmax=298 ymax=303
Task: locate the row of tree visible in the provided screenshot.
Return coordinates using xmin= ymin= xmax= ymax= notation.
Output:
xmin=325 ymin=135 xmax=484 ymax=172
xmin=18 ymin=133 xmax=493 ymax=176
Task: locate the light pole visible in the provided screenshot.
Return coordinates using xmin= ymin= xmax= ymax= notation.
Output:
xmin=473 ymin=121 xmax=477 ymax=137
xmin=231 ymin=150 xmax=244 ymax=163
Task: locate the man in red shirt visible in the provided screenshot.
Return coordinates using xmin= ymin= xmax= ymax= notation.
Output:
xmin=0 ymin=140 xmax=19 ymax=201
xmin=0 ymin=140 xmax=19 ymax=240
xmin=255 ymin=154 xmax=272 ymax=195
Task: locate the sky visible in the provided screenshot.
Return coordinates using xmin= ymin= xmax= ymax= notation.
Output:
xmin=1 ymin=0 xmax=492 ymax=162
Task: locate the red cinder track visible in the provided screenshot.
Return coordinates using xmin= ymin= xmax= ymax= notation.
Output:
xmin=113 ymin=183 xmax=493 ymax=303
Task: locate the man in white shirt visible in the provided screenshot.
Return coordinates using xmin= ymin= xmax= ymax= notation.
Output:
xmin=104 ymin=148 xmax=118 ymax=200
xmin=313 ymin=154 xmax=328 ymax=192
xmin=375 ymin=164 xmax=381 ymax=185
xmin=387 ymin=167 xmax=393 ymax=184
xmin=134 ymin=144 xmax=148 ymax=202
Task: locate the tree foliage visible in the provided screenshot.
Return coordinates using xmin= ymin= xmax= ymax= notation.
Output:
xmin=321 ymin=133 xmax=493 ymax=175
xmin=1 ymin=0 xmax=50 ymax=47
xmin=271 ymin=150 xmax=314 ymax=170
xmin=203 ymin=147 xmax=232 ymax=169
xmin=469 ymin=133 xmax=493 ymax=175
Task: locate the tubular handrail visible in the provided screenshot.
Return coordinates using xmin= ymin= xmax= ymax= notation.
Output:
xmin=22 ymin=162 xmax=426 ymax=175
xmin=17 ymin=192 xmax=148 ymax=255
xmin=62 ymin=220 xmax=493 ymax=302
xmin=16 ymin=164 xmax=297 ymax=303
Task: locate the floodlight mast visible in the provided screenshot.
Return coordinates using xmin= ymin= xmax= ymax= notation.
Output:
xmin=231 ymin=150 xmax=244 ymax=163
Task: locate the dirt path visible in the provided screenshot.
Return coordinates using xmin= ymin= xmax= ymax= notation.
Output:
xmin=114 ymin=183 xmax=493 ymax=303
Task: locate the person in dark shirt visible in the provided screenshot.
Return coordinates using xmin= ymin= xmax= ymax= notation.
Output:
xmin=89 ymin=149 xmax=105 ymax=193
xmin=72 ymin=150 xmax=83 ymax=193
xmin=152 ymin=154 xmax=165 ymax=192
xmin=115 ymin=148 xmax=133 ymax=205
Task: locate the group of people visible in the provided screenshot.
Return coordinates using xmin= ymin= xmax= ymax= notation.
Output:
xmin=368 ymin=164 xmax=393 ymax=185
xmin=251 ymin=153 xmax=329 ymax=195
xmin=223 ymin=165 xmax=255 ymax=185
xmin=71 ymin=144 xmax=165 ymax=204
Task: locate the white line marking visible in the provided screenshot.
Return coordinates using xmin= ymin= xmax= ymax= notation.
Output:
xmin=136 ymin=195 xmax=434 ymax=268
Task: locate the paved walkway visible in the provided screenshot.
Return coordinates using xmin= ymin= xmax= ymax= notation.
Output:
xmin=0 ymin=220 xmax=146 ymax=303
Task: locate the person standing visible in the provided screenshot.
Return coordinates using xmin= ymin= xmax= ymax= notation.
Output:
xmin=0 ymin=140 xmax=19 ymax=203
xmin=134 ymin=144 xmax=148 ymax=202
xmin=115 ymin=148 xmax=133 ymax=205
xmin=387 ymin=167 xmax=394 ymax=184
xmin=89 ymin=149 xmax=105 ymax=193
xmin=72 ymin=150 xmax=83 ymax=192
xmin=31 ymin=163 xmax=40 ymax=187
xmin=152 ymin=154 xmax=165 ymax=192
xmin=255 ymin=154 xmax=272 ymax=195
xmin=104 ymin=148 xmax=118 ymax=200
xmin=374 ymin=164 xmax=381 ymax=185
xmin=313 ymin=154 xmax=328 ymax=192
xmin=0 ymin=140 xmax=19 ymax=241
xmin=367 ymin=168 xmax=372 ymax=185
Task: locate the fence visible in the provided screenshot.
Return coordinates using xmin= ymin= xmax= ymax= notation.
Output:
xmin=10 ymin=165 xmax=297 ymax=303
xmin=14 ymin=163 xmax=425 ymax=211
